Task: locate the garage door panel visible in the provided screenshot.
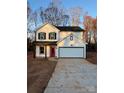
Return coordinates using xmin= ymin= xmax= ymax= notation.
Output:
xmin=59 ymin=47 xmax=84 ymax=58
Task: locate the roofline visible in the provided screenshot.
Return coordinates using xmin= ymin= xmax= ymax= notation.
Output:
xmin=55 ymin=26 xmax=85 ymax=31
xmin=59 ymin=30 xmax=85 ymax=32
xmin=35 ymin=23 xmax=85 ymax=32
xmin=34 ymin=41 xmax=57 ymax=45
xmin=35 ymin=23 xmax=49 ymax=32
xmin=35 ymin=23 xmax=60 ymax=32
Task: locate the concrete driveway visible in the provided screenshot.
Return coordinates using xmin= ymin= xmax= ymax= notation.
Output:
xmin=44 ymin=58 xmax=97 ymax=93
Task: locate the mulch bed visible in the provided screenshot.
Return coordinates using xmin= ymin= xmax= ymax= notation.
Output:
xmin=27 ymin=52 xmax=57 ymax=93
xmin=86 ymin=52 xmax=97 ymax=64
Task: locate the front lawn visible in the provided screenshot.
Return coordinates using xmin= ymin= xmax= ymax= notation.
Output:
xmin=27 ymin=52 xmax=57 ymax=93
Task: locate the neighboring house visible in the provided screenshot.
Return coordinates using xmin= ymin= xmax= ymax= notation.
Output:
xmin=34 ymin=23 xmax=87 ymax=58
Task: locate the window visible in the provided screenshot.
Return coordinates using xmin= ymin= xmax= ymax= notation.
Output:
xmin=40 ymin=47 xmax=44 ymax=54
xmin=70 ymin=35 xmax=73 ymax=40
xmin=49 ymin=32 xmax=56 ymax=40
xmin=38 ymin=32 xmax=46 ymax=40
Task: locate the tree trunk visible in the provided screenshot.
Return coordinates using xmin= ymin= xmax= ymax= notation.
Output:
xmin=85 ymin=31 xmax=88 ymax=43
xmin=94 ymin=31 xmax=97 ymax=43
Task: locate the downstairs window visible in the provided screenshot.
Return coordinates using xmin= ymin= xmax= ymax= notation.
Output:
xmin=40 ymin=46 xmax=44 ymax=54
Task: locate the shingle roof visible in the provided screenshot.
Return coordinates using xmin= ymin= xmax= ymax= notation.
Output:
xmin=35 ymin=23 xmax=85 ymax=32
xmin=55 ymin=26 xmax=84 ymax=31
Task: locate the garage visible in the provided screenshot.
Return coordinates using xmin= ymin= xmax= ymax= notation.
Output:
xmin=59 ymin=47 xmax=84 ymax=58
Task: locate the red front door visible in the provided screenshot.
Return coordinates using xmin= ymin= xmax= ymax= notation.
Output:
xmin=50 ymin=47 xmax=55 ymax=57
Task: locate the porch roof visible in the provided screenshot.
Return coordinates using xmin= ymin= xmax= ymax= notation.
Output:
xmin=34 ymin=41 xmax=57 ymax=45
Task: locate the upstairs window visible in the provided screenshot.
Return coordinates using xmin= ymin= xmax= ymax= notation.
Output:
xmin=49 ymin=32 xmax=56 ymax=40
xmin=38 ymin=32 xmax=46 ymax=40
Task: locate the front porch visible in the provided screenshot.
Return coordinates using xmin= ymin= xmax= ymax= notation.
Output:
xmin=34 ymin=41 xmax=57 ymax=58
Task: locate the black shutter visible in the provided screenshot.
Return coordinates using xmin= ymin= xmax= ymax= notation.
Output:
xmin=55 ymin=33 xmax=56 ymax=39
xmin=44 ymin=33 xmax=46 ymax=39
xmin=38 ymin=33 xmax=40 ymax=39
xmin=49 ymin=33 xmax=50 ymax=39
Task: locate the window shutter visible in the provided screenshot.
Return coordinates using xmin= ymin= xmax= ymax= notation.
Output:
xmin=55 ymin=33 xmax=56 ymax=39
xmin=38 ymin=33 xmax=40 ymax=39
xmin=49 ymin=33 xmax=50 ymax=39
xmin=44 ymin=33 xmax=46 ymax=39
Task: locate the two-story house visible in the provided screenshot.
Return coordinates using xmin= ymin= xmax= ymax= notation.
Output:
xmin=34 ymin=23 xmax=87 ymax=58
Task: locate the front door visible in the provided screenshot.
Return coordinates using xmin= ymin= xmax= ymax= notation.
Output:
xmin=50 ymin=46 xmax=55 ymax=57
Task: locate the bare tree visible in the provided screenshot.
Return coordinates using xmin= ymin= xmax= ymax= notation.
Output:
xmin=62 ymin=14 xmax=69 ymax=26
xmin=39 ymin=7 xmax=45 ymax=24
xmin=83 ymin=15 xmax=97 ymax=44
xmin=27 ymin=1 xmax=32 ymax=32
xmin=68 ymin=7 xmax=83 ymax=26
xmin=40 ymin=1 xmax=69 ymax=26
xmin=32 ymin=11 xmax=38 ymax=28
xmin=27 ymin=1 xmax=31 ymax=18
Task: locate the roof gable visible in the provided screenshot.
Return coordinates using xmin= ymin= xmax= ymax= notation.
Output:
xmin=36 ymin=23 xmax=60 ymax=32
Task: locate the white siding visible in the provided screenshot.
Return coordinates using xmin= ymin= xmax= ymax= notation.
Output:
xmin=58 ymin=33 xmax=85 ymax=47
xmin=47 ymin=46 xmax=50 ymax=57
xmin=36 ymin=24 xmax=60 ymax=41
xmin=36 ymin=46 xmax=45 ymax=57
xmin=55 ymin=47 xmax=58 ymax=57
xmin=57 ymin=34 xmax=87 ymax=58
xmin=36 ymin=45 xmax=51 ymax=57
xmin=59 ymin=32 xmax=83 ymax=40
xmin=83 ymin=44 xmax=86 ymax=58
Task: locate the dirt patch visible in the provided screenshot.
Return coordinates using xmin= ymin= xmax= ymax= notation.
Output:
xmin=27 ymin=52 xmax=57 ymax=93
xmin=86 ymin=52 xmax=97 ymax=64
